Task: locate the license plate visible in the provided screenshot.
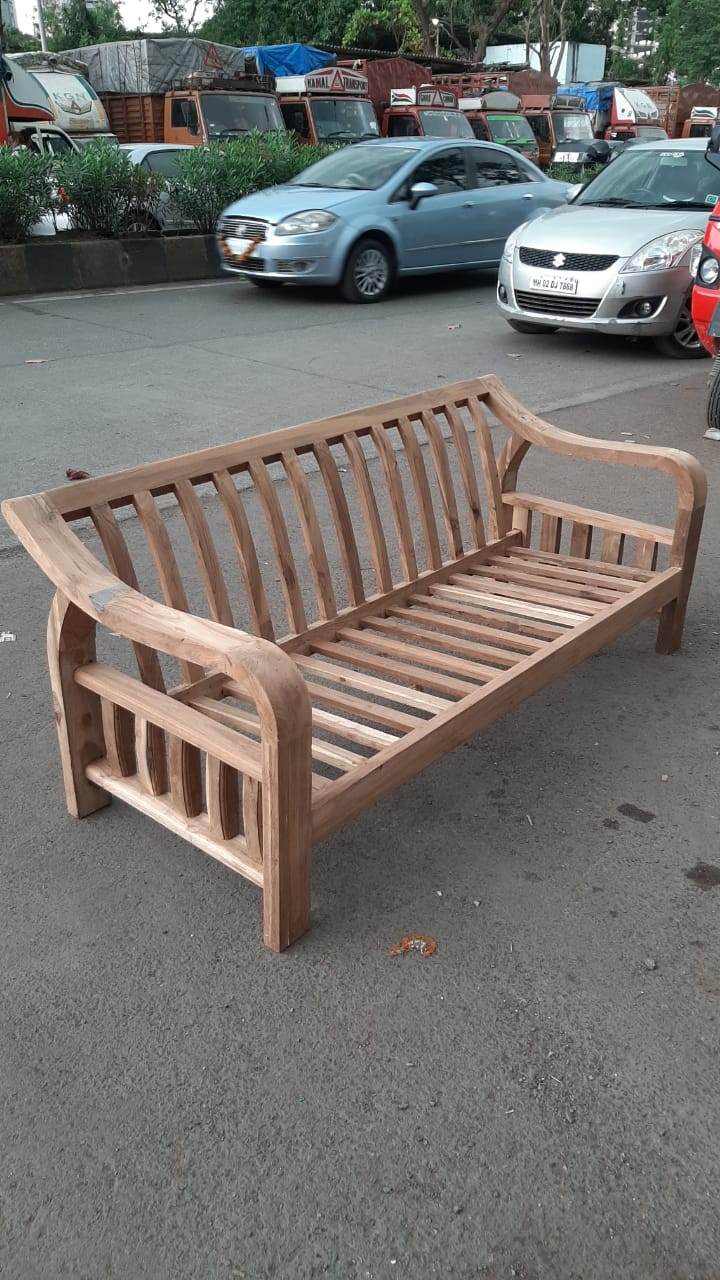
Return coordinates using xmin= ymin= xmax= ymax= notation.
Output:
xmin=225 ymin=236 xmax=255 ymax=258
xmin=530 ymin=272 xmax=579 ymax=295
xmin=554 ymin=151 xmax=579 ymax=163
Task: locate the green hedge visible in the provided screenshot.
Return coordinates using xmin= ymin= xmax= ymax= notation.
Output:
xmin=171 ymin=132 xmax=336 ymax=235
xmin=56 ymin=141 xmax=164 ymax=238
xmin=0 ymin=145 xmax=55 ymax=243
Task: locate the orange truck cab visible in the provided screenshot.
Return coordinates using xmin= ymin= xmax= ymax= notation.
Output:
xmin=276 ymin=67 xmax=379 ymax=144
xmin=382 ymin=85 xmax=474 ymax=139
xmin=457 ymin=90 xmax=540 ymax=165
xmin=162 ymin=75 xmax=284 ymax=145
xmin=683 ymin=107 xmax=719 ymax=140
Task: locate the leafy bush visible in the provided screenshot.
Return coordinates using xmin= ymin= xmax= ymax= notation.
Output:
xmin=0 ymin=145 xmax=55 ymax=243
xmin=171 ymin=133 xmax=336 ymax=235
xmin=546 ymin=161 xmax=605 ymax=185
xmin=56 ymin=140 xmax=164 ymax=237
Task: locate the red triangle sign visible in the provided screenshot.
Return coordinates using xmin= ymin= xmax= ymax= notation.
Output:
xmin=204 ymin=43 xmax=223 ymax=71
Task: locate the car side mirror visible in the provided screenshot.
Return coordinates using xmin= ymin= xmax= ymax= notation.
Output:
xmin=409 ymin=181 xmax=438 ymax=210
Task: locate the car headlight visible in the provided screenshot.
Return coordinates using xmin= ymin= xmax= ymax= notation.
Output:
xmin=502 ymin=223 xmax=527 ymax=262
xmin=690 ymin=242 xmax=703 ymax=278
xmin=698 ymin=254 xmax=720 ymax=285
xmin=275 ymin=210 xmax=337 ymax=236
xmin=621 ymin=230 xmax=703 ymax=274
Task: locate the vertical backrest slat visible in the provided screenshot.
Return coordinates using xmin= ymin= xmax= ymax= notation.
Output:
xmin=466 ymin=398 xmax=507 ymax=541
xmin=539 ymin=514 xmax=562 ymax=554
xmin=312 ymin=440 xmax=365 ymax=607
xmin=100 ymin=698 xmax=135 ymax=777
xmin=370 ymin=425 xmax=418 ymax=582
xmin=634 ymin=538 xmax=659 ymax=570
xmin=569 ymin=522 xmax=592 ymax=558
xmin=420 ymin=410 xmax=464 ymax=559
xmin=395 ymin=416 xmax=443 ymax=571
xmin=91 ymin=502 xmax=171 ymax=690
xmin=248 ymin=460 xmax=307 ymax=634
xmin=600 ymin=530 xmax=625 ymax=565
xmin=132 ymin=489 xmax=205 ymax=684
xmin=174 ymin=478 xmax=234 ymax=628
xmin=281 ymin=450 xmax=337 ymax=620
xmin=444 ymin=405 xmax=486 ymax=550
xmin=212 ymin=470 xmax=274 ymax=640
xmin=342 ymin=432 xmax=393 ymax=594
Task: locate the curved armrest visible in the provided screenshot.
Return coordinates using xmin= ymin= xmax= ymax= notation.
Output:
xmin=484 ymin=376 xmax=707 ymax=517
xmin=1 ymin=493 xmax=310 ymax=736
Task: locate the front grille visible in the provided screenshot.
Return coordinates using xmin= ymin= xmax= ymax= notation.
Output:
xmin=515 ymin=290 xmax=599 ymax=317
xmin=241 ymin=258 xmax=265 ymax=273
xmin=220 ymin=216 xmax=268 ymax=241
xmin=519 ymin=247 xmax=618 ymax=272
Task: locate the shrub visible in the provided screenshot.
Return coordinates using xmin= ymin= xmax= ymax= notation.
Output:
xmin=546 ymin=161 xmax=605 ymax=185
xmin=56 ymin=140 xmax=164 ymax=237
xmin=0 ymin=145 xmax=55 ymax=243
xmin=171 ymin=133 xmax=336 ymax=235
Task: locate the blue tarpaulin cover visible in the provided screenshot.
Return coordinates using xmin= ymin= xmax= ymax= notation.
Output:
xmin=244 ymin=45 xmax=336 ymax=77
xmin=561 ymin=82 xmax=622 ymax=113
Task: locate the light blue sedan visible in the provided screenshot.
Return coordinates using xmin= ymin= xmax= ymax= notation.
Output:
xmin=216 ymin=138 xmax=575 ymax=302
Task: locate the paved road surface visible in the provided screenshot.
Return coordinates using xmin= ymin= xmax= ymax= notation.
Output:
xmin=1 ymin=277 xmax=719 ymax=1280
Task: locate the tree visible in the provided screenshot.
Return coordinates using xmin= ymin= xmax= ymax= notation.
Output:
xmin=151 ymin=0 xmax=206 ymax=33
xmin=653 ymin=0 xmax=720 ymax=82
xmin=202 ymin=0 xmax=357 ymax=47
xmin=2 ymin=26 xmax=41 ymax=51
xmin=44 ymin=0 xmax=127 ymax=50
xmin=343 ymin=0 xmax=423 ymax=53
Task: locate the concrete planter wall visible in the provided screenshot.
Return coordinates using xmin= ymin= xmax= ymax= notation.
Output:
xmin=0 ymin=234 xmax=223 ymax=298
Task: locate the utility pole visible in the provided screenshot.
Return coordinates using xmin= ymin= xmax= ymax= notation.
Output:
xmin=36 ymin=0 xmax=48 ymax=51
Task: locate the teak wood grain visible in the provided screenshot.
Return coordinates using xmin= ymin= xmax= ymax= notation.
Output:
xmin=2 ymin=377 xmax=706 ymax=952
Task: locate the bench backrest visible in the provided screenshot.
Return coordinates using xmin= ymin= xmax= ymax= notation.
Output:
xmin=39 ymin=378 xmax=511 ymax=648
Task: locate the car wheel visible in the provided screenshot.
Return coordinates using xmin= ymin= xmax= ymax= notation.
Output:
xmin=707 ymin=361 xmax=720 ymax=435
xmin=126 ymin=214 xmax=161 ymax=235
xmin=341 ymin=238 xmax=393 ymax=303
xmin=507 ymin=318 xmax=558 ymax=335
xmin=654 ymin=296 xmax=708 ymax=359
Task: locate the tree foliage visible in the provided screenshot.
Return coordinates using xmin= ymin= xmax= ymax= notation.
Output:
xmin=44 ymin=0 xmax=129 ymax=50
xmin=653 ymin=0 xmax=720 ymax=83
xmin=2 ymin=26 xmax=41 ymax=51
xmin=201 ymin=0 xmax=356 ymax=47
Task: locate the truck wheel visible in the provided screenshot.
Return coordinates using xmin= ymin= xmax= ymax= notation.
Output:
xmin=341 ymin=238 xmax=393 ymax=303
xmin=654 ymin=296 xmax=708 ymax=359
xmin=707 ymin=362 xmax=720 ymax=436
xmin=507 ymin=318 xmax=558 ymax=335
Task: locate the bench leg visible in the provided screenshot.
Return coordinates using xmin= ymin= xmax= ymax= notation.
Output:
xmin=47 ymin=592 xmax=110 ymax=818
xmin=261 ymin=734 xmax=312 ymax=952
xmin=656 ymin=509 xmax=704 ymax=656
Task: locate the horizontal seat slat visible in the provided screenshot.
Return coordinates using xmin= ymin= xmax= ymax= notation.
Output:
xmin=473 ymin=559 xmax=622 ymax=603
xmin=507 ymin=546 xmax=654 ymax=583
xmin=309 ymin=638 xmax=476 ymax=700
xmin=487 ymin=552 xmax=637 ymax=593
xmin=362 ymin=614 xmax=522 ymax=668
xmin=431 ymin=582 xmax=580 ymax=628
xmin=190 ymin=695 xmax=370 ymax=773
xmin=335 ymin=624 xmax=497 ymax=682
xmin=404 ymin=594 xmax=547 ymax=650
xmin=293 ymin=654 xmax=453 ymax=713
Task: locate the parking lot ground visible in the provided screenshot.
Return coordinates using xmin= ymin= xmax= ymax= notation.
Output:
xmin=1 ymin=279 xmax=719 ymax=1280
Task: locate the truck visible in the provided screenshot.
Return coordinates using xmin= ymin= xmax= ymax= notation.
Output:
xmin=57 ymin=38 xmax=285 ymax=146
xmin=1 ymin=53 xmax=78 ymax=153
xmin=522 ymin=95 xmax=609 ymax=169
xmin=8 ymin=52 xmax=117 ymax=146
xmin=382 ymin=85 xmax=474 ymax=139
xmin=643 ymin=83 xmax=720 ymax=138
xmin=454 ymin=89 xmax=540 ymax=164
xmin=276 ymin=66 xmax=380 ymax=144
xmin=559 ymin=82 xmax=668 ymax=143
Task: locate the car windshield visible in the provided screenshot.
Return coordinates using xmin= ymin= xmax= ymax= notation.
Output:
xmin=488 ymin=115 xmax=535 ymax=144
xmin=552 ymin=112 xmax=594 ymax=142
xmin=289 ymin=144 xmax=416 ymax=189
xmin=577 ymin=146 xmax=719 ymax=209
xmin=309 ymin=98 xmax=379 ymax=141
xmin=200 ymin=94 xmax=285 ymax=137
xmin=417 ymin=110 xmax=474 ymax=139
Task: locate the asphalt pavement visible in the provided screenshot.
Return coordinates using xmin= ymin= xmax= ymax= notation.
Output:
xmin=1 ymin=276 xmax=719 ymax=1280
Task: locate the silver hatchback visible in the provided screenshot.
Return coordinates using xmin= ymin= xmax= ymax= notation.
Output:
xmin=497 ymin=138 xmax=717 ymax=357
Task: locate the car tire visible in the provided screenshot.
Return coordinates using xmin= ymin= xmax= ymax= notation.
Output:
xmin=653 ymin=296 xmax=708 ymax=359
xmin=507 ymin=318 xmax=558 ymax=335
xmin=707 ymin=361 xmax=720 ymax=433
xmin=341 ymin=237 xmax=393 ymax=303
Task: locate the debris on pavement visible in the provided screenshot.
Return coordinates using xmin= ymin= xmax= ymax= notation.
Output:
xmin=391 ymin=934 xmax=437 ymax=958
xmin=0 ymin=632 xmax=17 ymax=643
xmin=447 ymin=323 xmax=461 ymax=330
xmin=65 ymin=468 xmax=91 ymax=480
xmin=644 ymin=957 xmax=658 ymax=971
xmin=25 ymin=359 xmax=47 ymax=365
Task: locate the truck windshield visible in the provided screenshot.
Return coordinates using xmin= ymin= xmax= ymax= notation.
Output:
xmin=637 ymin=127 xmax=668 ymax=139
xmin=487 ymin=115 xmax=535 ymax=144
xmin=417 ymin=110 xmax=474 ymax=139
xmin=200 ymin=94 xmax=285 ymax=137
xmin=309 ymin=98 xmax=379 ymax=141
xmin=552 ymin=112 xmax=594 ymax=142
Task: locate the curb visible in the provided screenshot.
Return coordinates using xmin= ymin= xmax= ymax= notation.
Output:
xmin=0 ymin=234 xmax=223 ymax=298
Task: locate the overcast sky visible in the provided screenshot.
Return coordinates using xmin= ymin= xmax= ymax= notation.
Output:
xmin=13 ymin=1 xmax=213 ymax=35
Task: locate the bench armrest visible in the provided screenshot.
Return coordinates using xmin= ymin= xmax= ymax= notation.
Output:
xmin=1 ymin=493 xmax=310 ymax=733
xmin=484 ymin=377 xmax=706 ymax=565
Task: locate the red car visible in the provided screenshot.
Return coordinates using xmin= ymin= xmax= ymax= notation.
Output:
xmin=691 ymin=136 xmax=720 ymax=438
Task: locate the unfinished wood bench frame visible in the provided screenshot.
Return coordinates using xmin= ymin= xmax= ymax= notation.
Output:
xmin=2 ymin=376 xmax=706 ymax=951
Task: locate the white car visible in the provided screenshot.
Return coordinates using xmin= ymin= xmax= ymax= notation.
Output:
xmin=120 ymin=143 xmax=195 ymax=233
xmin=497 ymin=138 xmax=715 ymax=358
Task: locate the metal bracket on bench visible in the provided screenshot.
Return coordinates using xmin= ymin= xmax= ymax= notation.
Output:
xmin=90 ymin=583 xmax=132 ymax=612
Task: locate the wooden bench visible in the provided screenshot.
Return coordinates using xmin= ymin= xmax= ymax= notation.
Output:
xmin=2 ymin=377 xmax=706 ymax=951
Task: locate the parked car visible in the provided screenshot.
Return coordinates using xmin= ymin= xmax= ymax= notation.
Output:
xmin=120 ymin=142 xmax=195 ymax=233
xmin=497 ymin=137 xmax=717 ymax=358
xmin=216 ymin=137 xmax=575 ymax=302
